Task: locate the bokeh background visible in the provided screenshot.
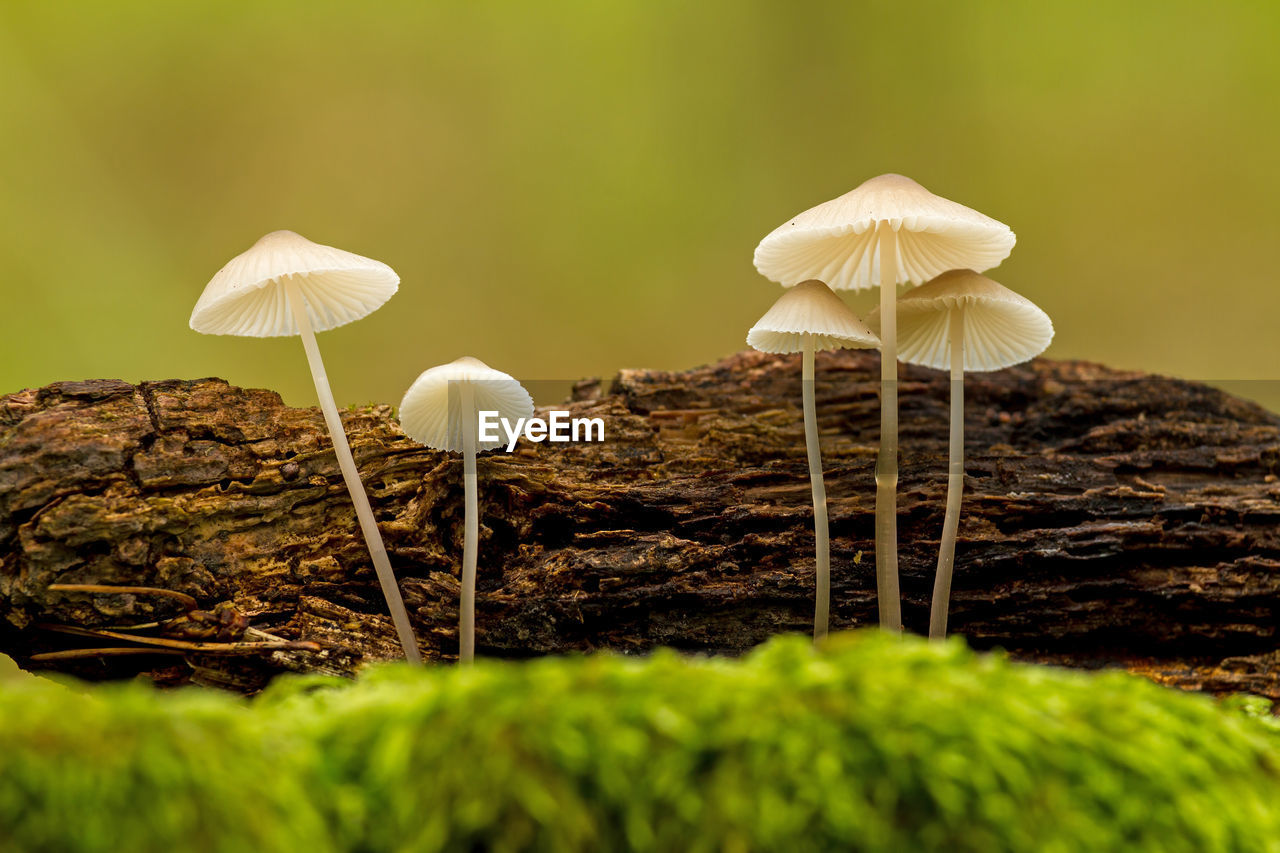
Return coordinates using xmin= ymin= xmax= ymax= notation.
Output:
xmin=1 ymin=1 xmax=1279 ymax=410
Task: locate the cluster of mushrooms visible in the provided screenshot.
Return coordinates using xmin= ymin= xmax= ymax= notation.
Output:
xmin=190 ymin=231 xmax=532 ymax=664
xmin=749 ymin=174 xmax=1052 ymax=641
xmin=188 ymin=173 xmax=1051 ymax=665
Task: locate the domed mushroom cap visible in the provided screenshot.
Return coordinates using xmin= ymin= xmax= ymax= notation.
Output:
xmin=753 ymin=174 xmax=1016 ymax=292
xmin=868 ymin=269 xmax=1053 ymax=372
xmin=398 ymin=357 xmax=534 ymax=453
xmin=190 ymin=230 xmax=399 ymax=337
xmin=747 ymin=280 xmax=880 ymax=354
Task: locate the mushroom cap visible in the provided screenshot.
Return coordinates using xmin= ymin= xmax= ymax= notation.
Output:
xmin=398 ymin=356 xmax=535 ymax=453
xmin=752 ymin=174 xmax=1016 ymax=292
xmin=867 ymin=269 xmax=1053 ymax=372
xmin=190 ymin=230 xmax=399 ymax=337
xmin=747 ymin=280 xmax=881 ymax=354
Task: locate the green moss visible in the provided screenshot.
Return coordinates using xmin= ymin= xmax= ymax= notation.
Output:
xmin=1221 ymin=693 xmax=1280 ymax=733
xmin=0 ymin=678 xmax=333 ymax=853
xmin=3 ymin=634 xmax=1278 ymax=852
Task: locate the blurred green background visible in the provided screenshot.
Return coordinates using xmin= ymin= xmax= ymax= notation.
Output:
xmin=1 ymin=1 xmax=1279 ymax=409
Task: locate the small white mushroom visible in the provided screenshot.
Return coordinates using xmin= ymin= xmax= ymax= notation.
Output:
xmin=190 ymin=230 xmax=421 ymax=663
xmin=748 ymin=281 xmax=880 ymax=642
xmin=871 ymin=269 xmax=1053 ymax=639
xmin=398 ymin=357 xmax=533 ymax=664
xmin=753 ymin=174 xmax=1016 ymax=631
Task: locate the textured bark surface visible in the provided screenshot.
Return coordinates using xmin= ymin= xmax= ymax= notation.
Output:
xmin=2 ymin=351 xmax=1278 ymax=697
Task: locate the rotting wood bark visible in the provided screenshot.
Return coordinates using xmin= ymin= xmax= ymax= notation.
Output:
xmin=1 ymin=351 xmax=1277 ymax=698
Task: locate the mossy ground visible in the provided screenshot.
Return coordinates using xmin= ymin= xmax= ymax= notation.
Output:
xmin=2 ymin=633 xmax=1277 ymax=852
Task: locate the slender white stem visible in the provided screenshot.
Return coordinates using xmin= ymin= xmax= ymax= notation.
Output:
xmin=930 ymin=307 xmax=965 ymax=641
xmin=284 ymin=279 xmax=422 ymax=664
xmin=874 ymin=225 xmax=903 ymax=631
xmin=460 ymin=382 xmax=479 ymax=665
xmin=802 ymin=335 xmax=830 ymax=643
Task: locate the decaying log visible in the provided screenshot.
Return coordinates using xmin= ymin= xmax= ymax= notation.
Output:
xmin=1 ymin=351 xmax=1277 ymax=697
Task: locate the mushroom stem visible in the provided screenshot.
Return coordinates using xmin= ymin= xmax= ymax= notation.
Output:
xmin=802 ymin=335 xmax=831 ymax=642
xmin=459 ymin=382 xmax=479 ymax=665
xmin=284 ymin=279 xmax=422 ymax=664
xmin=874 ymin=225 xmax=903 ymax=631
xmin=930 ymin=307 xmax=966 ymax=640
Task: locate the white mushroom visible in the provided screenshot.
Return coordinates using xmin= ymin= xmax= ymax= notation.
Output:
xmin=748 ymin=281 xmax=880 ymax=641
xmin=190 ymin=230 xmax=421 ymax=663
xmin=753 ymin=174 xmax=1016 ymax=631
xmin=871 ymin=269 xmax=1052 ymax=639
xmin=398 ymin=357 xmax=533 ymax=664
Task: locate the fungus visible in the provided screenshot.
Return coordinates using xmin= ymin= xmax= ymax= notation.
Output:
xmin=747 ymin=281 xmax=881 ymax=641
xmin=753 ymin=174 xmax=1016 ymax=630
xmin=871 ymin=269 xmax=1052 ymax=638
xmin=190 ymin=230 xmax=421 ymax=663
xmin=397 ymin=357 xmax=533 ymax=664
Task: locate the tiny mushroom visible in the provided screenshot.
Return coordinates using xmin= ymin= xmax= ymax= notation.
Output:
xmin=870 ymin=269 xmax=1052 ymax=639
xmin=753 ymin=174 xmax=1016 ymax=631
xmin=398 ymin=356 xmax=534 ymax=665
xmin=190 ymin=230 xmax=422 ymax=663
xmin=747 ymin=280 xmax=881 ymax=642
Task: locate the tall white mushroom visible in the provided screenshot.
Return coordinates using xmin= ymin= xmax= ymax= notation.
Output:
xmin=190 ymin=230 xmax=422 ymax=663
xmin=871 ymin=269 xmax=1052 ymax=639
xmin=747 ymin=281 xmax=881 ymax=641
xmin=753 ymin=174 xmax=1016 ymax=631
xmin=398 ymin=357 xmax=533 ymax=664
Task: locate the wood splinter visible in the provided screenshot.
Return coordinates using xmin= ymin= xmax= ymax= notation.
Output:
xmin=38 ymin=584 xmax=323 ymax=662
